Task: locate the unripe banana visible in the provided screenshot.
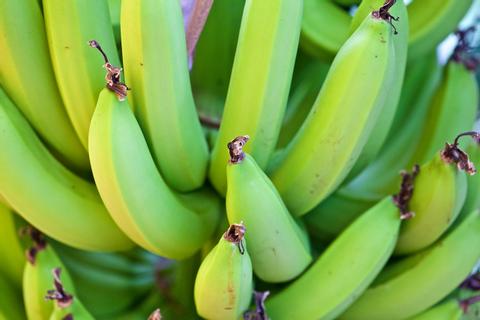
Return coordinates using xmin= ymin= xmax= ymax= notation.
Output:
xmin=43 ymin=0 xmax=121 ymax=149
xmin=265 ymin=197 xmax=403 ymax=320
xmin=0 ymin=87 xmax=133 ymax=252
xmin=0 ymin=0 xmax=89 ymax=172
xmin=194 ymin=223 xmax=253 ymax=320
xmin=340 ymin=209 xmax=480 ymax=320
xmin=0 ymin=204 xmax=25 ymax=288
xmin=407 ymin=299 xmax=463 ymax=320
xmin=0 ymin=274 xmax=25 ymax=320
xmin=89 ymin=85 xmax=219 ymax=259
xmin=208 ymin=0 xmax=303 ymax=195
xmin=225 ymin=136 xmax=312 ymax=282
xmin=121 ymin=0 xmax=209 ymax=192
xmin=456 ymin=141 xmax=480 ymax=225
xmin=269 ymin=5 xmax=396 ymax=216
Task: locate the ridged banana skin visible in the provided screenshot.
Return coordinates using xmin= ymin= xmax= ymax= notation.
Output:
xmin=344 ymin=0 xmax=408 ymax=180
xmin=0 ymin=0 xmax=88 ymax=171
xmin=395 ymin=155 xmax=467 ymax=255
xmin=300 ymin=0 xmax=350 ymax=60
xmin=23 ymin=245 xmax=75 ymax=320
xmin=0 ymin=88 xmax=133 ymax=252
xmin=407 ymin=0 xmax=473 ymax=60
xmin=121 ymin=0 xmax=208 ymax=192
xmin=269 ymin=14 xmax=395 ymax=216
xmin=411 ymin=61 xmax=479 ymax=167
xmin=340 ymin=210 xmax=480 ymax=320
xmin=208 ymin=0 xmax=303 ymax=195
xmin=194 ymin=234 xmax=253 ymax=320
xmin=407 ymin=300 xmax=462 ymax=320
xmin=43 ymin=0 xmax=121 ymax=149
xmin=266 ymin=198 xmax=401 ymax=320
xmin=226 ymin=154 xmax=312 ymax=282
xmin=89 ymin=89 xmax=218 ymax=259
xmin=0 ymin=203 xmax=25 ymax=288
xmin=0 ymin=274 xmax=25 ymax=320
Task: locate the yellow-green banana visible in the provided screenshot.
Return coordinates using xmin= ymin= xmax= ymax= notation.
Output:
xmin=300 ymin=0 xmax=351 ymax=60
xmin=108 ymin=0 xmax=122 ymax=48
xmin=89 ymin=87 xmax=220 ymax=259
xmin=407 ymin=299 xmax=463 ymax=320
xmin=265 ymin=197 xmax=402 ymax=320
xmin=43 ymin=0 xmax=121 ymax=149
xmin=407 ymin=0 xmax=473 ymax=60
xmin=340 ymin=209 xmax=480 ymax=320
xmin=269 ymin=5 xmax=396 ymax=216
xmin=226 ymin=136 xmax=312 ymax=282
xmin=0 ymin=87 xmax=133 ymax=252
xmin=194 ymin=223 xmax=253 ymax=320
xmin=208 ymin=0 xmax=303 ymax=195
xmin=0 ymin=274 xmax=25 ymax=320
xmin=0 ymin=0 xmax=89 ymax=172
xmin=121 ymin=0 xmax=209 ymax=192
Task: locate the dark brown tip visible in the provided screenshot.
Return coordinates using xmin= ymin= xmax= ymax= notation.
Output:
xmin=243 ymin=291 xmax=270 ymax=320
xmin=89 ymin=39 xmax=129 ymax=101
xmin=45 ymin=268 xmax=74 ymax=309
xmin=21 ymin=226 xmax=47 ymax=265
xmin=459 ymin=295 xmax=480 ymax=314
xmin=372 ymin=0 xmax=399 ymax=34
xmin=227 ymin=135 xmax=250 ymax=164
xmin=392 ymin=165 xmax=420 ymax=220
xmin=148 ymin=308 xmax=162 ymax=320
xmin=441 ymin=131 xmax=480 ymax=175
xmin=451 ymin=27 xmax=480 ymax=71
xmin=224 ymin=223 xmax=246 ymax=254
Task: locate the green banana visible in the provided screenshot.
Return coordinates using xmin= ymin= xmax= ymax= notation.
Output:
xmin=0 ymin=274 xmax=25 ymax=320
xmin=407 ymin=0 xmax=473 ymax=60
xmin=456 ymin=141 xmax=480 ymax=225
xmin=343 ymin=0 xmax=409 ymax=181
xmin=300 ymin=0 xmax=351 ymax=60
xmin=340 ymin=209 xmax=480 ymax=320
xmin=107 ymin=0 xmax=122 ymax=48
xmin=0 ymin=86 xmax=133 ymax=252
xmin=208 ymin=0 xmax=303 ymax=195
xmin=43 ymin=0 xmax=121 ymax=149
xmin=0 ymin=203 xmax=26 ymax=288
xmin=407 ymin=299 xmax=463 ymax=320
xmin=89 ymin=86 xmax=220 ymax=259
xmin=265 ymin=197 xmax=402 ymax=320
xmin=225 ymin=136 xmax=312 ymax=282
xmin=194 ymin=223 xmax=253 ymax=320
xmin=0 ymin=0 xmax=89 ymax=172
xmin=121 ymin=0 xmax=209 ymax=192
xmin=269 ymin=5 xmax=397 ymax=216
xmin=333 ymin=0 xmax=361 ymax=6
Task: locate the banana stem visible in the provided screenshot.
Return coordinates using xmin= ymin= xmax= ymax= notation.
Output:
xmin=244 ymin=291 xmax=270 ymax=320
xmin=223 ymin=223 xmax=246 ymax=254
xmin=372 ymin=0 xmax=399 ymax=34
xmin=392 ymin=165 xmax=419 ymax=220
xmin=227 ymin=136 xmax=250 ymax=164
xmin=441 ymin=131 xmax=480 ymax=175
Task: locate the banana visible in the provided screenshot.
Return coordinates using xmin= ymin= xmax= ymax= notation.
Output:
xmin=208 ymin=0 xmax=303 ymax=195
xmin=0 ymin=0 xmax=89 ymax=172
xmin=407 ymin=299 xmax=463 ymax=320
xmin=265 ymin=197 xmax=403 ymax=320
xmin=108 ymin=0 xmax=122 ymax=48
xmin=225 ymin=136 xmax=312 ymax=282
xmin=395 ymin=132 xmax=477 ymax=255
xmin=0 ymin=86 xmax=133 ymax=252
xmin=333 ymin=0 xmax=361 ymax=6
xmin=194 ymin=223 xmax=253 ymax=320
xmin=121 ymin=0 xmax=209 ymax=192
xmin=269 ymin=4 xmax=397 ymax=216
xmin=407 ymin=0 xmax=473 ymax=60
xmin=0 ymin=203 xmax=26 ymax=288
xmin=89 ymin=83 xmax=220 ymax=259
xmin=0 ymin=274 xmax=25 ymax=320
xmin=343 ymin=0 xmax=409 ymax=181
xmin=43 ymin=0 xmax=121 ymax=149
xmin=300 ymin=0 xmax=351 ymax=60
xmin=340 ymin=209 xmax=480 ymax=320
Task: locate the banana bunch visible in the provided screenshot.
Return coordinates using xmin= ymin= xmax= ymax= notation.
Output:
xmin=0 ymin=0 xmax=479 ymax=319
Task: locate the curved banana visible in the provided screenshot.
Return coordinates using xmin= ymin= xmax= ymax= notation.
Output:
xmin=225 ymin=136 xmax=312 ymax=282
xmin=340 ymin=209 xmax=480 ymax=320
xmin=194 ymin=223 xmax=253 ymax=320
xmin=208 ymin=0 xmax=303 ymax=195
xmin=407 ymin=299 xmax=463 ymax=320
xmin=300 ymin=0 xmax=351 ymax=60
xmin=333 ymin=0 xmax=361 ymax=6
xmin=344 ymin=0 xmax=409 ymax=180
xmin=89 ymin=87 xmax=219 ymax=259
xmin=265 ymin=197 xmax=402 ymax=320
xmin=269 ymin=5 xmax=396 ymax=216
xmin=407 ymin=0 xmax=473 ymax=60
xmin=43 ymin=0 xmax=120 ymax=149
xmin=121 ymin=0 xmax=209 ymax=192
xmin=0 ymin=274 xmax=25 ymax=320
xmin=0 ymin=87 xmax=133 ymax=252
xmin=0 ymin=0 xmax=88 ymax=172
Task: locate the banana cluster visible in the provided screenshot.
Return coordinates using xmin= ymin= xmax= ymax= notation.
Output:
xmin=0 ymin=0 xmax=479 ymax=319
